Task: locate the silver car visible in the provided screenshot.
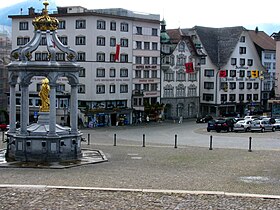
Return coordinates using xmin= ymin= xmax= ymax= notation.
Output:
xmin=250 ymin=120 xmax=276 ymax=132
xmin=233 ymin=120 xmax=252 ymax=132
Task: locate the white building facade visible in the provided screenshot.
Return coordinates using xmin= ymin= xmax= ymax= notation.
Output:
xmin=9 ymin=6 xmax=160 ymax=126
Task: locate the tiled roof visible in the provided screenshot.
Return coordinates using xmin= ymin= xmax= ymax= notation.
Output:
xmin=248 ymin=30 xmax=275 ymax=51
xmin=190 ymin=26 xmax=244 ymax=68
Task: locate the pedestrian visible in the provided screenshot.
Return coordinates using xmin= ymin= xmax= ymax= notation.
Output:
xmin=146 ymin=115 xmax=149 ymax=123
xmin=179 ymin=116 xmax=183 ymax=124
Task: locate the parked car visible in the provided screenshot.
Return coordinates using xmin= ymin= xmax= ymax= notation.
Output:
xmin=250 ymin=119 xmax=276 ymax=132
xmin=233 ymin=120 xmax=252 ymax=132
xmin=273 ymin=119 xmax=280 ymax=130
xmin=244 ymin=116 xmax=258 ymax=121
xmin=214 ymin=119 xmax=232 ymax=132
xmin=207 ymin=120 xmax=216 ymax=132
xmin=196 ymin=115 xmax=213 ymax=123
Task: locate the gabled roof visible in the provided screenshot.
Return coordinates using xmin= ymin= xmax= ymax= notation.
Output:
xmin=182 ymin=26 xmax=244 ymax=68
xmin=248 ymin=30 xmax=275 ymax=51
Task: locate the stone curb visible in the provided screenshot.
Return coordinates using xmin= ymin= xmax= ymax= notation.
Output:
xmin=1 ymin=184 xmax=280 ymax=199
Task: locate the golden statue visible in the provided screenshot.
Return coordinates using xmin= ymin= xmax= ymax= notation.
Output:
xmin=39 ymin=78 xmax=50 ymax=112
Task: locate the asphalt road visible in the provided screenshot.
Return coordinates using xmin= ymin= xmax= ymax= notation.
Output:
xmin=81 ymin=119 xmax=280 ymax=151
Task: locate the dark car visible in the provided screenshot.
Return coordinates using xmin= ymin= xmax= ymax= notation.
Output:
xmin=196 ymin=115 xmax=213 ymax=123
xmin=207 ymin=120 xmax=216 ymax=132
xmin=214 ymin=118 xmax=235 ymax=132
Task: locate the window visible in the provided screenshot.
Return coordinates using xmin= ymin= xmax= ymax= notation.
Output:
xmin=110 ymin=21 xmax=116 ymax=31
xmin=96 ymin=53 xmax=105 ymax=62
xmin=247 ymin=94 xmax=252 ymax=101
xmin=221 ymin=94 xmax=227 ymax=102
xmin=144 ymin=42 xmax=150 ymax=50
xmin=188 ymin=72 xmax=197 ymax=81
xmin=151 ymin=57 xmax=157 ymax=65
xmin=253 ymin=94 xmax=258 ymax=101
xmin=143 ymin=84 xmax=149 ymax=91
xmin=77 ymin=52 xmax=86 ymax=61
xmin=120 ymin=22 xmax=128 ymax=32
xmin=264 ymin=53 xmax=271 ymax=59
xmin=247 ymin=70 xmax=251 ymax=77
xmin=58 ymin=36 xmax=67 ymax=45
xmin=264 ymin=62 xmax=271 ymax=70
xmin=58 ymin=20 xmax=65 ymax=29
xmin=239 ymin=82 xmax=244 ymax=89
xmin=19 ymin=21 xmax=28 ymax=30
xmin=135 ymin=84 xmax=141 ymax=91
xmin=177 ymin=71 xmax=186 ymax=81
xmin=35 ymin=52 xmax=42 ymax=61
xmin=75 ymin=36 xmax=86 ymax=45
xmin=79 ymin=68 xmax=85 ymax=77
xmin=143 ymin=70 xmax=149 ymax=78
xmin=204 ymin=82 xmax=214 ymax=89
xmin=176 ymin=54 xmax=186 ymax=66
xmin=152 ymin=28 xmax=157 ymax=36
xmin=110 ymin=85 xmax=115 ymax=93
xmin=110 ymin=68 xmax=116 ymax=77
xmin=96 ymin=68 xmax=105 ymax=77
xmin=78 ymin=84 xmax=85 ymax=93
xmin=144 ymin=57 xmax=149 ymax=64
xmin=136 ymin=26 xmax=142 ymax=34
xmin=97 ymin=36 xmax=105 ymax=46
xmin=120 ymin=38 xmax=128 ymax=47
xmin=40 ymin=37 xmax=47 ymax=45
xmin=164 ymin=85 xmax=174 ymax=97
xmin=42 ymin=52 xmax=48 ymax=61
xmin=151 ymin=84 xmax=157 ymax=91
xmin=230 ymin=70 xmax=236 ymax=77
xmin=96 ymin=85 xmax=105 ymax=94
xmin=200 ymin=57 xmax=206 ymax=65
xmin=136 ymin=56 xmax=142 ymax=64
xmin=203 ymin=94 xmax=214 ymax=101
xmin=76 ymin=20 xmax=86 ymax=29
xmin=176 ymin=84 xmax=185 ymax=97
xmin=240 ymin=36 xmax=245 ymax=42
xmin=135 ymin=70 xmax=141 ymax=78
xmin=247 ymin=82 xmax=252 ymax=89
xmin=120 ymin=68 xmax=128 ymax=77
xmin=110 ymin=53 xmax=115 ymax=62
xmin=120 ymin=84 xmax=128 ymax=93
xmin=239 ymin=47 xmax=246 ymax=54
xmin=152 ymin=42 xmax=157 ymax=50
xmin=229 ymin=94 xmax=236 ymax=101
xmin=136 ymin=41 xmax=142 ymax=49
xmin=17 ymin=37 xmax=30 ymax=46
xmin=120 ymin=54 xmax=128 ymax=63
xmin=231 ymin=58 xmax=237 ymax=65
xmin=253 ymin=82 xmax=259 ymax=89
xmin=56 ymin=84 xmax=65 ymax=92
xmin=164 ymin=72 xmax=174 ymax=81
xmin=178 ymin=42 xmax=185 ymax=52
xmin=110 ymin=37 xmax=116 ymax=47
xmin=248 ymin=59 xmax=253 ymax=66
xmin=97 ymin=20 xmax=106 ymax=30
xmin=239 ymin=94 xmax=244 ymax=101
xmin=56 ymin=53 xmax=65 ymax=61
xmin=188 ymin=85 xmax=197 ymax=97
xmin=239 ymin=70 xmax=245 ymax=77
xmin=204 ymin=69 xmax=214 ymax=77
xmin=151 ymin=70 xmax=157 ymax=78
xmin=229 ymin=82 xmax=236 ymax=90
xmin=240 ymin=58 xmax=245 ymax=66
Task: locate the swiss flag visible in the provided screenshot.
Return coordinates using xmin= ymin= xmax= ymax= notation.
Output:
xmin=219 ymin=70 xmax=227 ymax=78
xmin=114 ymin=44 xmax=120 ymax=62
xmin=185 ymin=62 xmax=194 ymax=73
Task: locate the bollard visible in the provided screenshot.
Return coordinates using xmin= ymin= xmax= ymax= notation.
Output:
xmin=174 ymin=134 xmax=178 ymax=148
xmin=2 ymin=131 xmax=4 ymax=143
xmin=88 ymin=133 xmax=90 ymax=145
xmin=114 ymin=133 xmax=117 ymax=146
xmin=209 ymin=135 xmax=213 ymax=150
xmin=142 ymin=134 xmax=145 ymax=147
xmin=248 ymin=137 xmax=252 ymax=152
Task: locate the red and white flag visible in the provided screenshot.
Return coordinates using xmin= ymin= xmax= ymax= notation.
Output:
xmin=219 ymin=70 xmax=227 ymax=78
xmin=185 ymin=62 xmax=194 ymax=73
xmin=114 ymin=44 xmax=120 ymax=62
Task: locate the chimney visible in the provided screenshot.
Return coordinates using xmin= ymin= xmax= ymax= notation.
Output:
xmin=28 ymin=7 xmax=35 ymax=16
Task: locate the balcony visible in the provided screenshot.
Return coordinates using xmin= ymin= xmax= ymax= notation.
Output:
xmin=132 ymin=89 xmax=144 ymax=96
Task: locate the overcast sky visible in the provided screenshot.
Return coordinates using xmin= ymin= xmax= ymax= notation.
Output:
xmin=1 ymin=0 xmax=280 ymax=32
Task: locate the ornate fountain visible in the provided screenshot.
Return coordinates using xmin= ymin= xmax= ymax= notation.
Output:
xmin=6 ymin=1 xmax=84 ymax=163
